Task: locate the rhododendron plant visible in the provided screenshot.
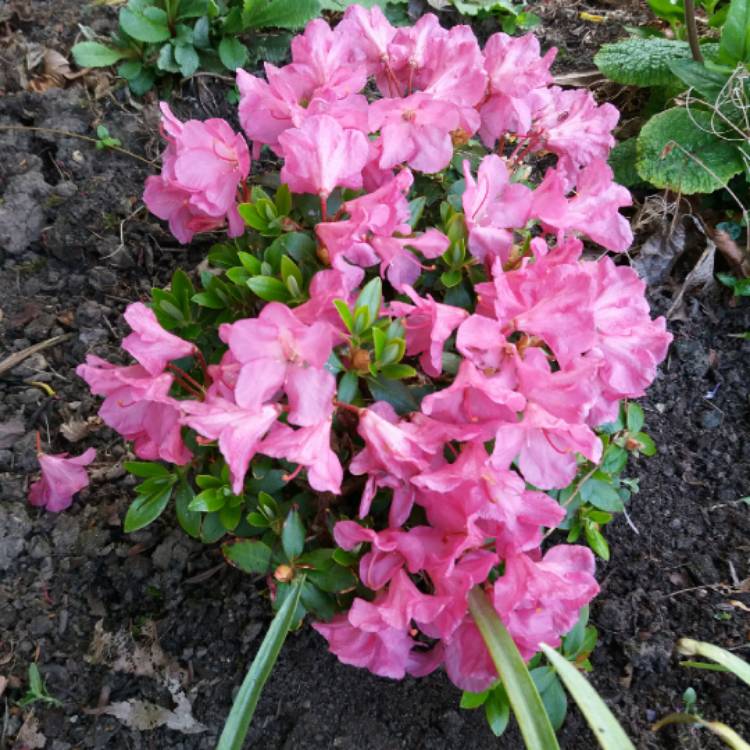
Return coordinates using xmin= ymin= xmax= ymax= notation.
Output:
xmin=70 ymin=6 xmax=671 ymax=736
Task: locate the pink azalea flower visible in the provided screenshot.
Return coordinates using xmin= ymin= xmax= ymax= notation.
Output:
xmin=237 ymin=65 xmax=314 ymax=154
xmin=462 ymin=155 xmax=533 ymax=263
xmin=219 ymin=302 xmax=334 ymax=421
xmin=479 ymin=32 xmax=556 ymax=146
xmin=76 ymin=356 xmax=191 ymax=465
xmin=143 ymin=102 xmax=250 ymax=243
xmin=489 ymin=259 xmax=597 ymax=368
xmin=181 ymin=398 xmax=280 ymax=495
xmin=493 ymin=545 xmax=599 ymax=659
xmin=532 ymin=161 xmax=633 ymax=252
xmin=259 ymin=419 xmax=342 ymax=494
xmin=339 ymin=5 xmax=397 ymax=76
xmin=312 ymin=614 xmax=415 ymax=680
xmin=389 ymin=285 xmax=468 ymax=377
xmin=534 ymin=87 xmax=619 ymax=181
xmin=29 ymin=448 xmax=96 ymax=512
xmin=289 ymin=18 xmax=367 ymax=96
xmin=455 ymin=313 xmax=513 ymax=373
xmin=121 ymin=302 xmax=195 ymax=376
xmin=368 ymin=93 xmax=461 ymax=174
xmin=348 ymin=568 xmax=448 ymax=631
xmin=443 ymin=616 xmax=498 ymax=692
xmin=293 ymin=268 xmax=363 ymax=334
xmin=490 ymin=402 xmax=602 ymax=489
xmin=584 ymin=257 xmax=672 ymax=401
xmin=420 ymin=359 xmax=525 ymax=440
xmin=278 ymin=114 xmax=369 ymax=199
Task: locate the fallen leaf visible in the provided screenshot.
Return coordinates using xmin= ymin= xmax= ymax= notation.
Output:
xmin=728 ymin=599 xmax=750 ymax=613
xmin=13 ymin=711 xmax=46 ymax=750
xmin=86 ymin=620 xmax=170 ymax=679
xmin=60 ymin=417 xmax=99 ymax=443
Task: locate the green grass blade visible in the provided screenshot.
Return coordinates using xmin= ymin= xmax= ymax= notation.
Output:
xmin=468 ymin=587 xmax=561 ymax=750
xmin=653 ymin=713 xmax=750 ymax=750
xmin=677 ymin=639 xmax=750 ymax=688
xmin=540 ymin=644 xmax=635 ymax=750
xmin=217 ymin=576 xmax=305 ymax=750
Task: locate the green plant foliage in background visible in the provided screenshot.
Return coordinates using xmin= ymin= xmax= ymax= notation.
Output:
xmin=598 ymin=0 xmax=749 ymax=198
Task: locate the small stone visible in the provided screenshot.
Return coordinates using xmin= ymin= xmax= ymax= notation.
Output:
xmin=700 ymin=409 xmax=722 ymax=429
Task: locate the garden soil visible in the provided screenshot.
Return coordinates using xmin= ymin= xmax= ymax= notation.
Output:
xmin=1 ymin=1 xmax=749 ymax=748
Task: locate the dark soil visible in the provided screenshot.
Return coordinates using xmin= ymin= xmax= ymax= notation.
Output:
xmin=2 ymin=2 xmax=750 ymax=749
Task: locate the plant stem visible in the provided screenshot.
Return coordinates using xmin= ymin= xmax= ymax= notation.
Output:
xmin=684 ymin=0 xmax=704 ymax=63
xmin=542 ymin=462 xmax=600 ymax=541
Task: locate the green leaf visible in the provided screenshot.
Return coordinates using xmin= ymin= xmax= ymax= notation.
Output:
xmin=379 ymin=363 xmax=417 ymax=380
xmin=193 ymin=15 xmax=211 ymax=48
xmin=189 ymin=488 xmax=227 ymax=512
xmin=223 ymin=539 xmax=273 ymax=574
xmin=127 ymin=67 xmax=156 ymax=95
xmin=677 ymin=638 xmax=750 ymax=686
xmin=218 ymin=36 xmax=249 ymax=70
xmin=626 ymin=402 xmax=645 ymax=433
xmin=241 ymin=0 xmax=320 ymax=30
xmin=247 ymin=276 xmax=292 ymax=302
xmin=541 ymin=644 xmax=636 ymax=749
xmin=633 ymin=431 xmax=657 ymax=456
xmin=280 ymin=255 xmax=303 ymax=289
xmin=563 ymin=605 xmax=589 ymax=657
xmin=354 ymin=277 xmax=382 ymax=331
xmin=72 ymin=41 xmax=129 ymax=67
xmin=368 ymin=374 xmax=421 ymax=415
xmin=124 ymin=485 xmax=173 ymax=533
xmin=468 ymin=587 xmax=561 ymax=750
xmin=594 ymin=38 xmax=692 ymax=86
xmin=120 ymin=6 xmax=172 ymax=43
xmin=441 ymin=269 xmax=463 ymax=288
xmin=300 ymin=582 xmax=335 ymax=619
xmin=118 ymin=60 xmax=143 ymax=79
xmin=177 ymin=0 xmax=208 ymax=18
xmin=334 ymin=299 xmax=354 ymax=332
xmin=175 ymin=482 xmax=201 ymax=538
xmin=282 ymin=509 xmax=305 ymax=560
xmin=668 ymin=59 xmax=729 ymax=99
xmin=201 ymin=511 xmax=226 ymax=543
xmin=609 ymin=138 xmax=642 ymax=187
xmin=485 ymin=685 xmax=511 ymax=737
xmin=636 ymin=107 xmax=745 ymax=194
xmin=338 ymin=371 xmax=359 ymax=403
xmin=719 ymin=0 xmax=750 ymax=64
xmin=539 ymin=673 xmax=568 ymax=731
xmin=580 ymin=479 xmax=624 ymax=513
xmin=175 ymin=43 xmax=200 ymax=76
xmin=124 ymin=461 xmax=171 ymax=478
xmin=307 ymin=564 xmax=356 ymax=593
xmin=216 ymin=576 xmax=305 ymax=750
xmin=460 ymin=690 xmax=489 ymax=709
xmin=275 ymin=184 xmax=292 ymax=216
xmin=584 ymin=524 xmax=611 ymax=560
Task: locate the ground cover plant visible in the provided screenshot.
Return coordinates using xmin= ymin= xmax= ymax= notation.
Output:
xmin=597 ymin=0 xmax=750 ymax=202
xmin=22 ymin=2 xmax=679 ymax=743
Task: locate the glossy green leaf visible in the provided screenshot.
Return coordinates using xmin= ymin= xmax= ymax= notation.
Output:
xmin=468 ymin=587 xmax=561 ymax=750
xmin=355 ymin=277 xmax=382 ymax=331
xmin=541 ymin=643 xmax=636 ymax=749
xmin=124 ymin=461 xmax=171 ymax=478
xmin=247 ymin=276 xmax=292 ymax=302
xmin=460 ymin=690 xmax=489 ymax=709
xmin=222 ymin=539 xmax=273 ymax=574
xmin=241 ymin=0 xmax=319 ymax=30
xmin=124 ymin=485 xmax=173 ymax=533
xmin=216 ymin=576 xmax=305 ymax=750
xmin=282 ymin=509 xmax=305 ymax=560
xmin=218 ymin=36 xmax=249 ymax=70
xmin=338 ymin=371 xmax=359 ymax=403
xmin=175 ymin=482 xmax=201 ymax=539
xmin=719 ymin=0 xmax=750 ymax=64
xmin=174 ymin=42 xmax=200 ymax=76
xmin=581 ymin=479 xmax=624 ymax=513
xmin=485 ymin=685 xmax=511 ymax=737
xmin=626 ymin=403 xmax=645 ymax=433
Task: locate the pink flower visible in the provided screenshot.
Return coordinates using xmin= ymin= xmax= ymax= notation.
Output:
xmin=293 ymin=268 xmax=363 ymax=333
xmin=490 ymin=402 xmax=602 ymax=489
xmin=493 ymin=545 xmax=599 ymax=659
xmin=584 ymin=257 xmax=672 ymax=401
xmin=121 ymin=302 xmax=195 ymax=376
xmin=219 ymin=302 xmax=335 ymax=422
xmin=348 ymin=568 xmax=448 ymax=631
xmin=368 ymin=93 xmax=462 ymax=174
xmin=479 ymin=32 xmax=556 ymax=146
xmin=389 ymin=286 xmax=468 ymax=377
xmin=339 ymin=5 xmax=397 ymax=75
xmin=443 ymin=617 xmax=497 ymax=692
xmin=181 ymin=398 xmax=280 ymax=495
xmin=312 ymin=615 xmax=415 ymax=680
xmin=289 ymin=18 xmax=367 ymax=96
xmin=29 ymin=448 xmax=96 ymax=512
xmin=260 ymin=419 xmax=342 ymax=494
xmin=533 ymin=161 xmax=633 ymax=252
xmin=420 ymin=359 xmax=525 ymax=440
xmin=462 ymin=155 xmax=533 ymax=263
xmin=278 ymin=114 xmax=369 ymax=199
xmin=534 ymin=87 xmax=619 ymax=181
xmin=143 ymin=102 xmax=250 ymax=243
xmin=76 ymin=356 xmax=191 ymax=465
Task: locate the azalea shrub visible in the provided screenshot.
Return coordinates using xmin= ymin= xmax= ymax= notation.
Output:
xmin=49 ymin=4 xmax=672 ymax=733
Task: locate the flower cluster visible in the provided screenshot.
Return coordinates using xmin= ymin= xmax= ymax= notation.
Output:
xmin=66 ymin=6 xmax=672 ymax=696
